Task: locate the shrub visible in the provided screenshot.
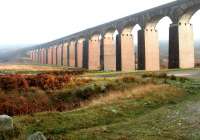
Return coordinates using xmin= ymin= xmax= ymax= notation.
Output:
xmin=169 ymin=75 xmax=177 ymax=80
xmin=120 ymin=76 xmax=136 ymax=83
xmin=0 ymin=75 xmax=29 ymax=91
xmin=0 ymin=89 xmax=52 ymax=116
xmin=142 ymin=72 xmax=167 ymax=79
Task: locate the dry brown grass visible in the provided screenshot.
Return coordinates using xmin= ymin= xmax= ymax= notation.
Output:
xmin=0 ymin=64 xmax=61 ymax=71
xmin=86 ymin=84 xmax=184 ymax=107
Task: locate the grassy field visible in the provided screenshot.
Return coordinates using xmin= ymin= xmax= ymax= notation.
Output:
xmin=11 ymin=74 xmax=200 ymax=139
xmin=0 ymin=65 xmax=200 ymax=139
xmin=0 ymin=64 xmax=63 ymax=74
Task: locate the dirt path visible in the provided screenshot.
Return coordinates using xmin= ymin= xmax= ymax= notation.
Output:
xmin=167 ymin=69 xmax=200 ymax=80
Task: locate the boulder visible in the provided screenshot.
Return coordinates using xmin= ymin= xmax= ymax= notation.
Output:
xmin=0 ymin=115 xmax=13 ymax=131
xmin=28 ymin=132 xmax=46 ymax=140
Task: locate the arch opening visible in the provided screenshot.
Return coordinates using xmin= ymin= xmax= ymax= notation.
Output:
xmin=155 ymin=16 xmax=172 ymax=69
xmin=131 ymin=24 xmax=141 ymax=70
xmin=190 ymin=9 xmax=200 ymax=68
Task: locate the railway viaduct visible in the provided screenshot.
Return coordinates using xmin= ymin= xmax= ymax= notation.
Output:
xmin=29 ymin=0 xmax=200 ymax=71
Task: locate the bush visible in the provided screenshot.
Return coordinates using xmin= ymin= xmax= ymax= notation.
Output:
xmin=142 ymin=72 xmax=167 ymax=79
xmin=0 ymin=89 xmax=52 ymax=116
xmin=0 ymin=75 xmax=29 ymax=91
xmin=169 ymin=75 xmax=177 ymax=80
xmin=0 ymin=73 xmax=72 ymax=91
xmin=26 ymin=74 xmax=71 ymax=90
xmin=120 ymin=76 xmax=136 ymax=83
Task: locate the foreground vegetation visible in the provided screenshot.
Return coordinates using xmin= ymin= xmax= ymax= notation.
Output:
xmin=0 ymin=65 xmax=200 ymax=139
xmin=0 ymin=71 xmax=199 ymax=139
xmin=0 ymin=64 xmax=63 ymax=74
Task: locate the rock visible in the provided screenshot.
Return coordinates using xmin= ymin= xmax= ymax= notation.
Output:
xmin=28 ymin=132 xmax=46 ymax=140
xmin=0 ymin=115 xmax=13 ymax=131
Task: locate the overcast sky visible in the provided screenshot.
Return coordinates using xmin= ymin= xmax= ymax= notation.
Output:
xmin=0 ymin=0 xmax=199 ymax=48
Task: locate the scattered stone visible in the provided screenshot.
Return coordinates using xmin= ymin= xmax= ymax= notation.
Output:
xmin=0 ymin=115 xmax=13 ymax=131
xmin=28 ymin=132 xmax=46 ymax=140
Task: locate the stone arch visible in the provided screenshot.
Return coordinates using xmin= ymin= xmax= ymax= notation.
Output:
xmin=137 ymin=16 xmax=173 ymax=71
xmin=89 ymin=30 xmax=102 ymax=40
xmin=145 ymin=15 xmax=173 ymax=29
xmin=120 ymin=22 xmax=136 ymax=35
xmin=103 ymin=27 xmax=118 ymax=38
xmin=180 ymin=8 xmax=200 ymax=23
xmin=176 ymin=2 xmax=200 ymax=23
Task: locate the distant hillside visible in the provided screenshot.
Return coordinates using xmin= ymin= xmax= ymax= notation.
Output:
xmin=0 ymin=45 xmax=32 ymax=63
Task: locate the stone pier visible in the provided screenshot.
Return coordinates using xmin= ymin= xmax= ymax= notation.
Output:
xmin=69 ymin=41 xmax=76 ymax=67
xmin=169 ymin=23 xmax=195 ymax=69
xmin=138 ymin=28 xmax=160 ymax=71
xmin=32 ymin=51 xmax=35 ymax=62
xmin=88 ymin=36 xmax=101 ymax=70
xmin=52 ymin=46 xmax=57 ymax=65
xmin=47 ymin=47 xmax=53 ymax=65
xmin=35 ymin=50 xmax=39 ymax=63
xmin=103 ymin=35 xmax=116 ymax=71
xmin=62 ymin=43 xmax=68 ymax=66
xmin=56 ymin=44 xmax=62 ymax=66
xmin=40 ymin=49 xmax=43 ymax=64
xmin=116 ymin=33 xmax=135 ymax=71
xmin=77 ymin=39 xmax=84 ymax=68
